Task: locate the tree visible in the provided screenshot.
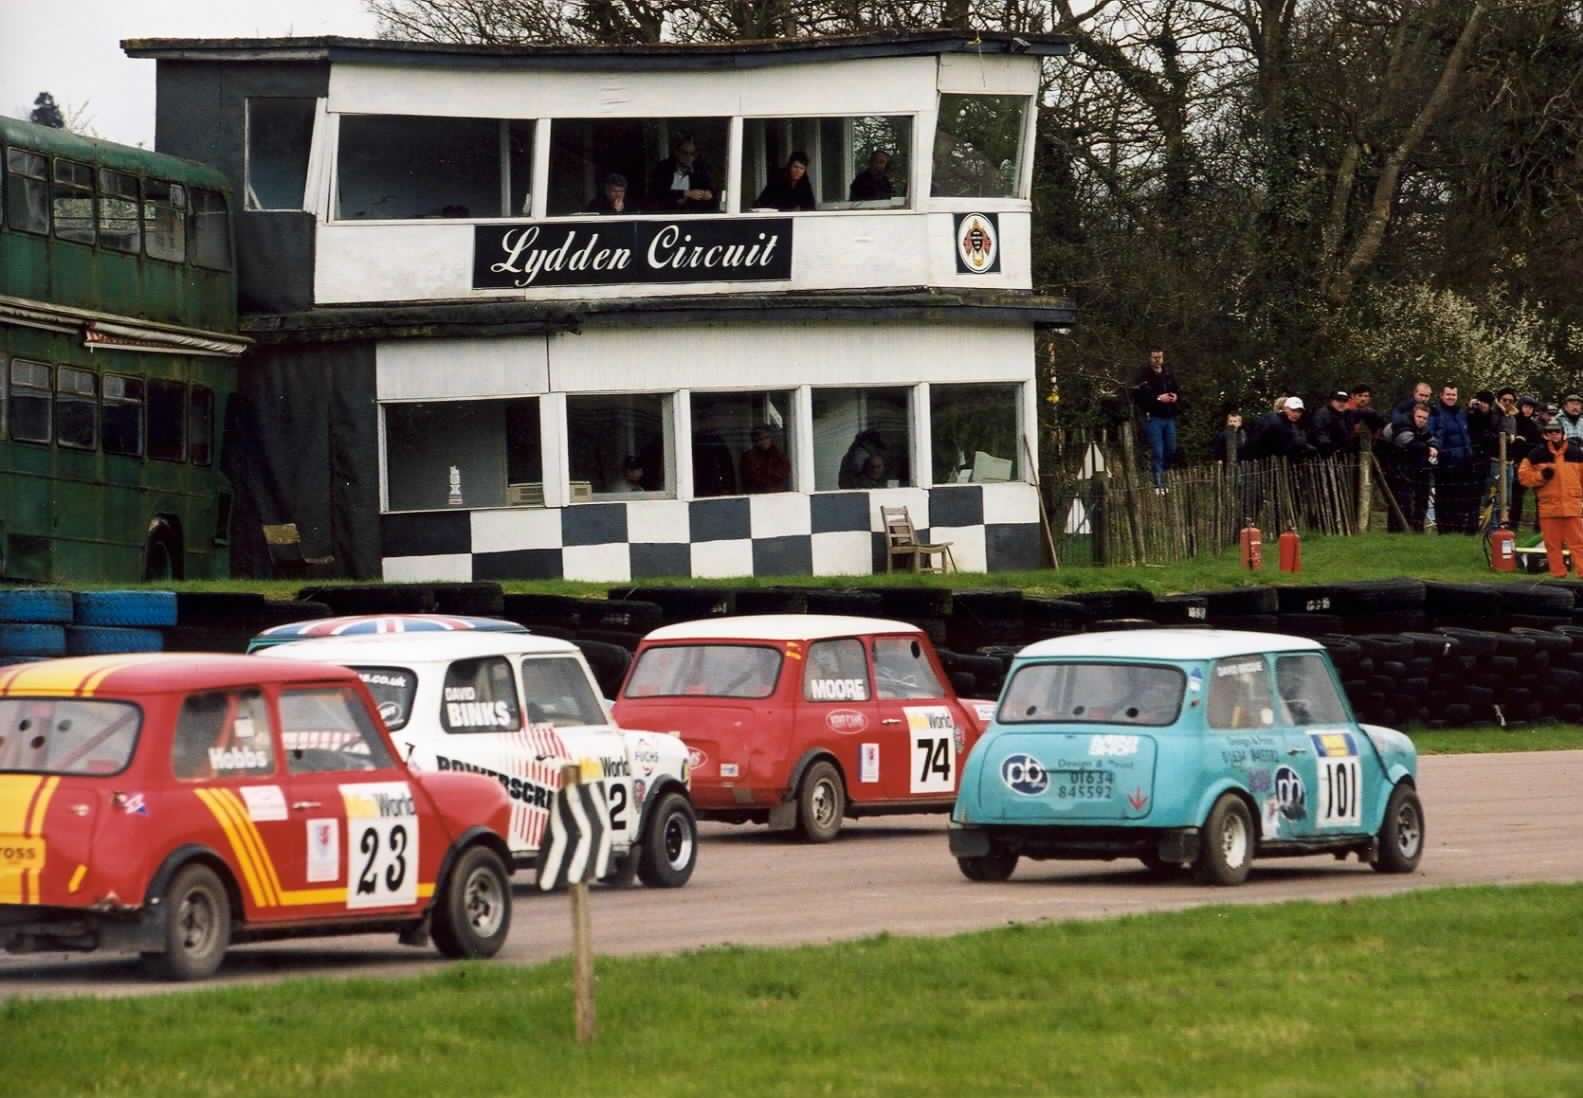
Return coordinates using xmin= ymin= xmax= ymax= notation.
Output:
xmin=30 ymin=91 xmax=64 ymax=129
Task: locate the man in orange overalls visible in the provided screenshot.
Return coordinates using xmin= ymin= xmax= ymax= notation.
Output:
xmin=1517 ymin=421 xmax=1583 ymax=577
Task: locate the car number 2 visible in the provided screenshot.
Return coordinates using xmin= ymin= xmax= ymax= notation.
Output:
xmin=340 ymin=782 xmax=419 ymax=909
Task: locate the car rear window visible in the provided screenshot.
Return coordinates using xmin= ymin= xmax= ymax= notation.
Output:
xmin=624 ymin=645 xmax=782 ymax=699
xmin=0 ymin=699 xmax=141 ymax=776
xmin=999 ymin=662 xmax=1185 ymax=726
xmin=519 ymin=657 xmax=606 ymax=727
xmin=352 ymin=666 xmax=418 ymax=731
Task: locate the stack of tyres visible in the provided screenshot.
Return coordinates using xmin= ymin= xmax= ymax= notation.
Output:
xmin=69 ymin=591 xmax=176 ymax=655
xmin=0 ymin=588 xmax=73 ymax=664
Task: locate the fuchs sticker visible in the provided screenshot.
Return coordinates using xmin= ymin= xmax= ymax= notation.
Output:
xmin=1088 ymin=734 xmax=1139 ymax=757
xmin=826 ymin=709 xmax=868 ymax=734
xmin=307 ymin=818 xmax=339 ymax=883
xmin=634 ymin=743 xmax=661 ymax=777
xmin=906 ymin=707 xmax=956 ymax=794
xmin=808 ymin=677 xmax=867 ymax=702
xmin=687 ymin=747 xmax=709 ymax=771
xmin=239 ymin=785 xmax=287 ymax=823
xmin=1312 ymin=733 xmax=1362 ymax=828
xmin=860 ymin=744 xmax=880 ymax=783
xmin=340 ymin=782 xmax=418 ymax=910
xmin=1001 ymin=753 xmax=1048 ymax=796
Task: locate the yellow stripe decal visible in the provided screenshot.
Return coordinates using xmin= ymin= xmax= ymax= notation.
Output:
xmin=68 ymin=864 xmax=87 ymax=894
xmin=194 ymin=789 xmax=272 ymax=908
xmin=418 ymin=883 xmax=434 ymax=900
xmin=0 ymin=776 xmax=44 ymax=904
xmin=21 ymin=777 xmax=58 ymax=905
xmin=212 ymin=790 xmax=283 ymax=907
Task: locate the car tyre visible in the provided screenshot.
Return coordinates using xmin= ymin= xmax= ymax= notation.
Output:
xmin=1194 ymin=795 xmax=1254 ymax=886
xmin=1138 ymin=851 xmax=1187 ymax=878
xmin=637 ymin=792 xmax=698 ymax=888
xmin=141 ymin=863 xmax=231 ymax=981
xmin=796 ymin=760 xmax=845 ymax=843
xmin=432 ymin=845 xmax=512 ymax=959
xmin=1373 ymin=784 xmax=1425 ymax=874
xmin=957 ymin=851 xmax=1018 ymax=882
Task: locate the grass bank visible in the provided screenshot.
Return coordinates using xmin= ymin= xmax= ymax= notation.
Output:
xmin=5 ymin=884 xmax=1581 ymax=1097
xmin=1408 ymin=724 xmax=1583 ymax=755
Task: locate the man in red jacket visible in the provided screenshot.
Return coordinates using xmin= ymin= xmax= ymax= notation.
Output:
xmin=1517 ymin=421 xmax=1583 ymax=577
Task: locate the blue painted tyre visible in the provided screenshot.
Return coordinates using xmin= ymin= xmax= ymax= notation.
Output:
xmin=0 ymin=588 xmax=73 ymax=624
xmin=73 ymin=591 xmax=178 ymax=628
xmin=0 ymin=624 xmax=68 ymax=658
xmin=0 ymin=656 xmax=50 ymax=667
xmin=66 ymin=626 xmax=165 ymax=655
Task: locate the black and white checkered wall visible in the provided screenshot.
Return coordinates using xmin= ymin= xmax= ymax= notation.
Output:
xmin=380 ymin=484 xmax=1041 ymax=582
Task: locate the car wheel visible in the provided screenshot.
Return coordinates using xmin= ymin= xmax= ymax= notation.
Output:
xmin=1373 ymin=784 xmax=1425 ymax=874
xmin=1194 ymin=795 xmax=1254 ymax=886
xmin=796 ymin=760 xmax=845 ymax=843
xmin=637 ymin=792 xmax=698 ymax=888
xmin=141 ymin=863 xmax=231 ymax=981
xmin=957 ymin=851 xmax=1018 ymax=882
xmin=432 ymin=845 xmax=512 ymax=959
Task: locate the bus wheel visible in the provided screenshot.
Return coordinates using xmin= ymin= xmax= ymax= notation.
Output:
xmin=143 ymin=522 xmax=182 ymax=581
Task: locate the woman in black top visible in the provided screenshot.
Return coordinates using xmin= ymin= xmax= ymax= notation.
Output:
xmin=755 ymin=152 xmax=816 ymax=212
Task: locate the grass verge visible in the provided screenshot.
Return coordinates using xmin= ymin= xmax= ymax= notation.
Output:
xmin=4 ymin=884 xmax=1581 ymax=1097
xmin=1408 ymin=724 xmax=1583 ymax=755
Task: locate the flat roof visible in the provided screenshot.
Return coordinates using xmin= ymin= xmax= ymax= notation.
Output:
xmin=1019 ymin=630 xmax=1324 ymax=662
xmin=124 ymin=31 xmax=1070 ymax=69
xmin=645 ymin=614 xmax=922 ymax=642
xmin=257 ymin=632 xmax=582 ymax=661
xmin=0 ymin=654 xmax=357 ymax=698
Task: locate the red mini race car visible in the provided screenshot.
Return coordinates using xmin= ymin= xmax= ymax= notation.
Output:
xmin=613 ymin=615 xmax=997 ymax=841
xmin=0 ymin=654 xmax=516 ymax=980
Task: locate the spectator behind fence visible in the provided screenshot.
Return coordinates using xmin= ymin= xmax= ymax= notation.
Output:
xmin=1210 ymin=411 xmax=1247 ymax=463
xmin=849 ymin=149 xmax=895 ymax=202
xmin=740 ymin=426 xmax=791 ymax=493
xmin=585 ymin=172 xmax=630 ymax=214
xmin=1248 ymin=397 xmax=1315 ymax=461
xmin=1512 ymin=394 xmax=1543 ymax=530
xmin=754 ymin=152 xmax=816 ymax=212
xmin=1310 ymin=390 xmax=1352 ymax=458
xmin=1517 ymin=420 xmax=1583 ymax=577
xmin=1381 ymin=403 xmax=1438 ymax=532
xmin=1131 ymin=347 xmax=1181 ymax=492
xmin=1392 ymin=381 xmax=1434 ymax=427
xmin=1429 ymin=385 xmax=1478 ymax=534
xmin=1560 ymin=394 xmax=1583 ymax=445
xmin=650 ymin=134 xmax=716 ymax=212
xmin=1345 ymin=385 xmax=1384 ymax=446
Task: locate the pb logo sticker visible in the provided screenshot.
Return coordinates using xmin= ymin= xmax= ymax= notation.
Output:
xmin=1001 ymin=754 xmax=1048 ymax=796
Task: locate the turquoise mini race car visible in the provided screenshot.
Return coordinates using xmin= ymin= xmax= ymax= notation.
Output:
xmin=949 ymin=630 xmax=1425 ymax=885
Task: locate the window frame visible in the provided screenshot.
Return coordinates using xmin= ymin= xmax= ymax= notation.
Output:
xmin=4 ymin=146 xmax=50 ymax=235
xmin=96 ymin=167 xmax=142 ymax=254
xmin=810 ymin=383 xmax=916 ymax=492
xmin=439 ymin=656 xmax=524 ymax=735
xmin=334 ymin=114 xmax=534 ymax=223
xmin=0 ymin=698 xmax=143 ymax=778
xmin=380 ymin=395 xmax=545 ymax=514
xmin=51 ymin=156 xmax=95 ymax=246
xmin=565 ymin=390 xmax=676 ymax=502
xmin=8 ymin=357 xmax=53 ymax=445
xmin=1274 ymin=653 xmax=1353 ymax=728
xmin=737 ymin=112 xmax=915 ymax=215
xmin=146 ymin=377 xmax=188 ymax=463
xmin=279 ymin=684 xmax=396 ymax=774
xmin=170 ymin=689 xmax=277 ymax=782
xmin=244 ymin=96 xmax=318 ymax=213
xmin=802 ymin=637 xmax=872 ymax=703
xmin=996 ymin=661 xmax=1186 ymax=727
xmin=142 ymin=178 xmax=187 ymax=264
xmin=54 ymin=365 xmax=98 ymax=451
xmin=187 ymin=186 xmax=232 ymax=271
xmin=1206 ymin=656 xmax=1278 ymax=732
xmin=930 ymin=93 xmax=1034 ymax=202
xmin=189 ymin=384 xmax=215 ymax=467
xmin=102 ymin=373 xmax=145 ymax=458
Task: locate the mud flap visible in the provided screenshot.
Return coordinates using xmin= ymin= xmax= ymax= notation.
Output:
xmin=1157 ymin=829 xmax=1199 ymax=864
xmin=767 ymin=801 xmax=797 ymax=831
xmin=948 ymin=827 xmax=991 ymax=858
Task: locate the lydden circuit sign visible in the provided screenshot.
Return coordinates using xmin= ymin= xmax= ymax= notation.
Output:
xmin=474 ymin=217 xmax=794 ymax=289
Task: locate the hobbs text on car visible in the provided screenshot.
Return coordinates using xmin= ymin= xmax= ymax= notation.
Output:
xmin=949 ymin=631 xmax=1426 ymax=885
xmin=0 ymin=654 xmax=516 ymax=980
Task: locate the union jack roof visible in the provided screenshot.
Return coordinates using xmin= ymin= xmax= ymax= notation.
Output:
xmin=255 ymin=614 xmax=529 ymax=641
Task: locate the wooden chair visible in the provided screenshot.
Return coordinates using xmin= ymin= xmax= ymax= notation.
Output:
xmin=881 ymin=506 xmax=955 ymax=574
xmin=262 ymin=523 xmax=336 ymax=579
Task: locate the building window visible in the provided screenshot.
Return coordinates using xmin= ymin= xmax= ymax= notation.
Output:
xmin=245 ymin=97 xmax=317 ymax=211
xmin=4 ymin=148 xmax=48 ymax=234
xmin=932 ymin=94 xmax=1029 ymax=199
xmin=9 ymin=359 xmax=51 ymax=444
xmin=812 ymin=386 xmax=912 ymax=491
xmin=337 ymin=115 xmax=533 ymax=220
xmin=97 ymin=168 xmax=140 ymax=253
xmin=383 ymin=398 xmax=542 ymax=512
xmin=547 ymin=119 xmax=728 ymax=217
xmin=52 ymin=158 xmax=95 ymax=244
xmin=143 ymin=180 xmax=186 ymax=263
xmin=55 ymin=366 xmax=97 ymax=450
xmin=690 ymin=390 xmax=795 ymax=498
xmin=189 ymin=385 xmax=214 ymax=466
xmin=148 ymin=379 xmax=186 ymax=462
xmin=740 ymin=116 xmax=910 ymax=212
xmin=188 ymin=188 xmax=230 ymax=270
xmin=931 ymin=382 xmax=1020 ymax=484
xmin=102 ymin=375 xmax=144 ymax=457
xmin=567 ymin=393 xmax=672 ymax=498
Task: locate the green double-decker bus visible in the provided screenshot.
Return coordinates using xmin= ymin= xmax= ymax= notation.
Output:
xmin=1 ymin=115 xmax=245 ymax=582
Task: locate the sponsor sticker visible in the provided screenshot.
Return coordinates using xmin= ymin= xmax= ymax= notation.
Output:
xmin=115 ymin=792 xmax=148 ymax=816
xmin=808 ymin=677 xmax=868 ymax=702
xmin=1088 ymin=734 xmax=1139 ymax=757
xmin=687 ymin=747 xmax=709 ymax=772
xmin=239 ymin=785 xmax=287 ymax=823
xmin=860 ymin=744 xmax=880 ymax=784
xmin=825 ymin=708 xmax=868 ymax=734
xmin=1274 ymin=765 xmax=1307 ymax=821
xmin=634 ymin=744 xmax=661 ymax=777
xmin=972 ymin=701 xmax=997 ymax=723
xmin=906 ymin=707 xmax=957 ymax=795
xmin=719 ymin=763 xmax=739 ymax=779
xmin=1312 ymin=734 xmax=1362 ymax=828
xmin=306 ymin=818 xmax=339 ymax=883
xmin=1216 ymin=660 xmax=1263 ymax=678
xmin=1001 ymin=753 xmax=1048 ymax=796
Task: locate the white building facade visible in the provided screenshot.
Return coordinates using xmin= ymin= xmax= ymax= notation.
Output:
xmin=129 ymin=31 xmax=1073 ymax=582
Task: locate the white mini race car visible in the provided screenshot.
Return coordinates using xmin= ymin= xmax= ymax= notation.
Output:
xmin=259 ymin=631 xmax=697 ymax=887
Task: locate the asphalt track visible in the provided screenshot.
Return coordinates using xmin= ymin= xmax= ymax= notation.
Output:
xmin=3 ymin=749 xmax=1579 ymax=998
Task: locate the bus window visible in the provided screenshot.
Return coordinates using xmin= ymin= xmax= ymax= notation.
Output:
xmin=189 ymin=385 xmax=214 ymax=466
xmin=52 ymin=158 xmax=95 ymax=244
xmin=55 ymin=366 xmax=97 ymax=450
xmin=9 ymin=360 xmax=52 ymax=444
xmin=103 ymin=375 xmax=144 ymax=457
xmin=188 ymin=188 xmax=230 ymax=270
xmin=143 ymin=180 xmax=186 ymax=263
xmin=97 ymin=168 xmax=141 ymax=253
xmin=148 ymin=379 xmax=186 ymax=462
xmin=5 ymin=148 xmax=49 ymax=234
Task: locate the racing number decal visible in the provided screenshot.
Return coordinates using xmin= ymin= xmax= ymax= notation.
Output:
xmin=608 ymin=783 xmax=629 ymax=832
xmin=340 ymin=782 xmax=419 ymax=909
xmin=906 ymin=707 xmax=957 ymax=795
xmin=1311 ymin=734 xmax=1362 ymax=829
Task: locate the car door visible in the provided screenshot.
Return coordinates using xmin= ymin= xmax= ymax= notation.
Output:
xmin=1203 ymin=656 xmax=1301 ymax=840
xmin=517 ymin=653 xmax=633 ymax=849
xmin=869 ymin=634 xmax=960 ymax=801
xmin=796 ymin=638 xmax=882 ymax=800
xmin=1272 ymin=652 xmax=1370 ymax=838
xmin=276 ymin=682 xmax=434 ymax=918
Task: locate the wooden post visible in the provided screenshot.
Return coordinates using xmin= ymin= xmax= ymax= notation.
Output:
xmin=1117 ymin=425 xmax=1147 ymax=564
xmin=561 ymin=763 xmax=597 ymax=1044
xmin=1023 ymin=433 xmax=1060 ymax=569
xmin=1357 ymin=433 xmax=1374 ymax=532
xmin=1370 ymin=450 xmax=1413 ymax=531
xmin=1497 ymin=431 xmax=1510 ymax=526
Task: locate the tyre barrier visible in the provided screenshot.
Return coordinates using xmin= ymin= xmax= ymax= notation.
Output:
xmin=0 ymin=624 xmax=67 ymax=658
xmin=67 ymin=626 xmax=164 ymax=655
xmin=0 ymin=588 xmax=73 ymax=624
xmin=73 ymin=590 xmax=178 ymax=628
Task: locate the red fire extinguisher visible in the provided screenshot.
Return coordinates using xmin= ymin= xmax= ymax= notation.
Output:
xmin=1490 ymin=525 xmax=1516 ymax=573
xmin=1278 ymin=526 xmax=1301 ymax=573
xmin=1239 ymin=519 xmax=1263 ymax=571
